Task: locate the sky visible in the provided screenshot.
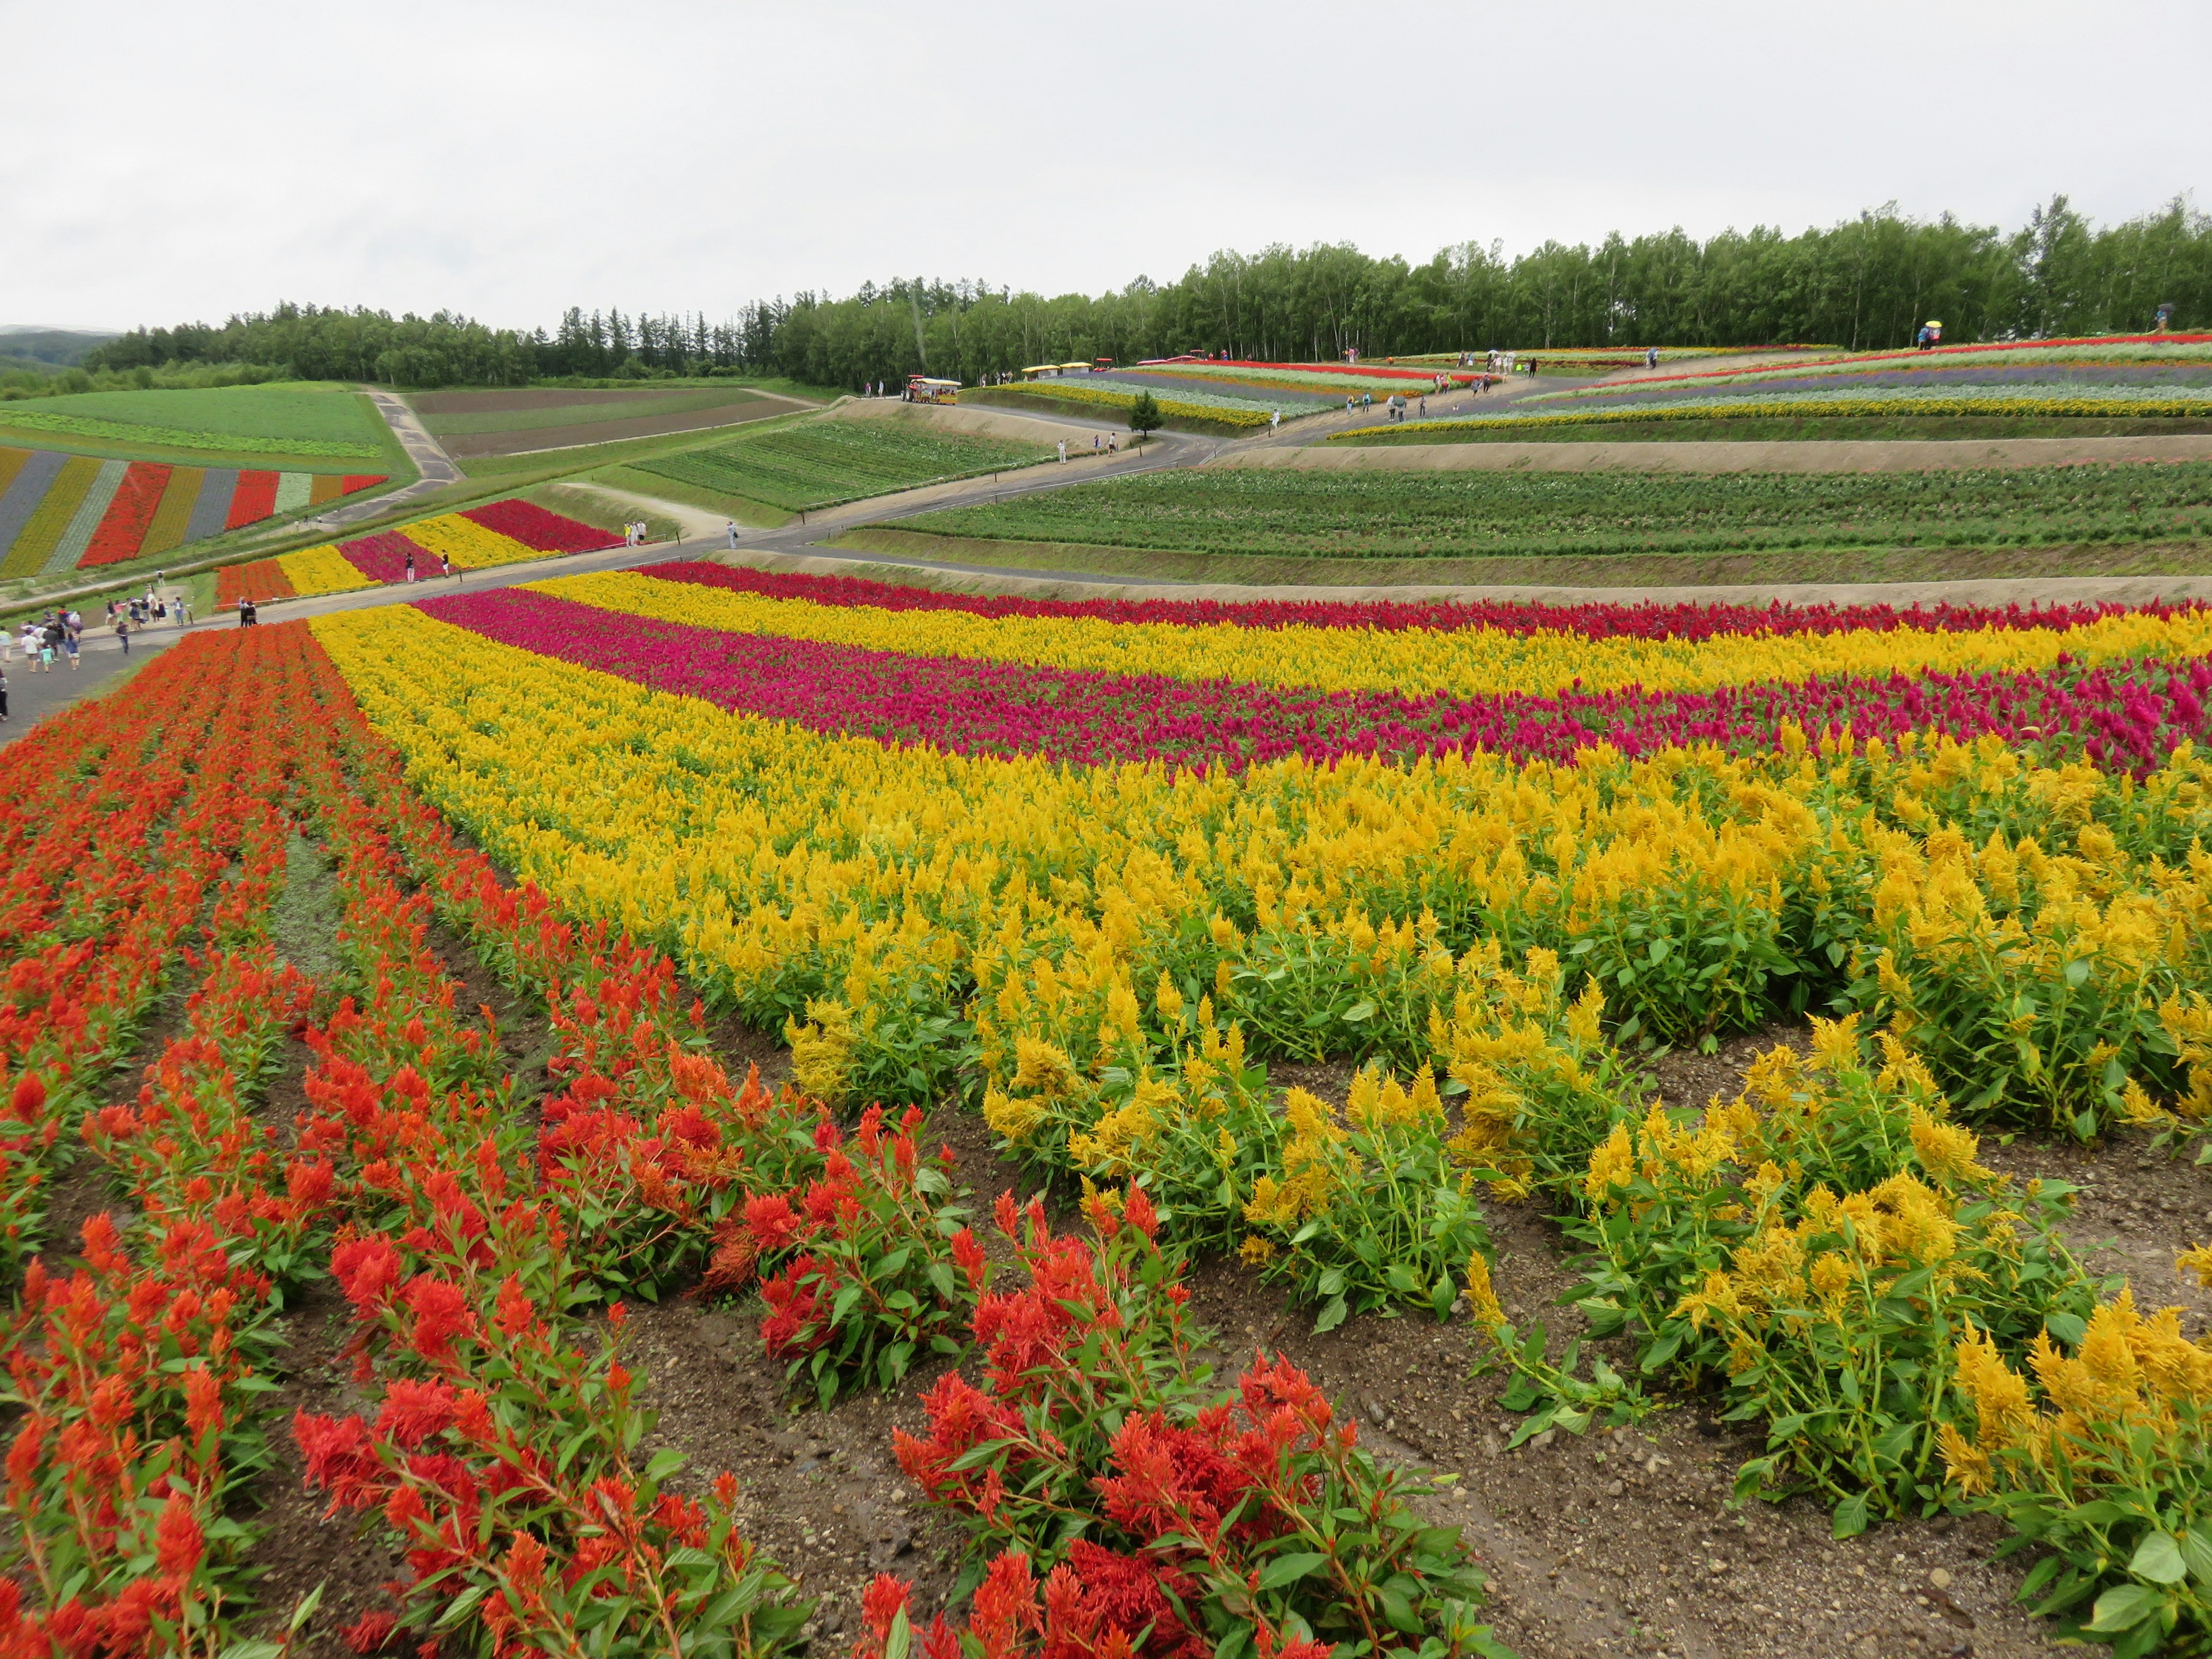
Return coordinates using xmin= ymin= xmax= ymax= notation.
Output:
xmin=5 ymin=0 xmax=2209 ymax=336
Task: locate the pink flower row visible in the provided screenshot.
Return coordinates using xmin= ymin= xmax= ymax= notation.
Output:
xmin=641 ymin=558 xmax=2191 ymax=646
xmin=418 ymin=588 xmax=2212 ymax=775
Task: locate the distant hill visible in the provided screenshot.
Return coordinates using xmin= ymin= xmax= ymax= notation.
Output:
xmin=0 ymin=327 xmax=121 ymax=366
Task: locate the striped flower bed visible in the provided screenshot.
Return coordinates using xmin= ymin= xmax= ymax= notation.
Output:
xmin=0 ymin=448 xmax=386 ymax=576
xmin=411 ymin=584 xmax=2212 ymax=774
xmin=213 ymin=501 xmax=618 ymax=604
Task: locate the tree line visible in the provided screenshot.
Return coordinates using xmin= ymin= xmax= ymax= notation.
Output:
xmin=80 ymin=195 xmax=2212 ymax=391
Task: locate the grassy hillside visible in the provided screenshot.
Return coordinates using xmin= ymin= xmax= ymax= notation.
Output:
xmin=628 ymin=416 xmax=1053 ymax=513
xmin=0 ymin=383 xmax=404 ymax=469
xmin=411 ymin=385 xmax=801 ymax=460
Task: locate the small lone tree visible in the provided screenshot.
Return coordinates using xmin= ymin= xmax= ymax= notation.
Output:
xmin=1127 ymin=390 xmax=1163 ymax=446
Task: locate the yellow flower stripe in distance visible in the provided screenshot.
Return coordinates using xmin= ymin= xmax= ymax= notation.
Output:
xmin=531 ymin=569 xmax=2212 ymax=702
xmin=312 ymin=604 xmax=2212 ymax=1132
xmin=400 ymin=514 xmax=539 ymax=570
xmin=275 ymin=545 xmax=378 ymax=597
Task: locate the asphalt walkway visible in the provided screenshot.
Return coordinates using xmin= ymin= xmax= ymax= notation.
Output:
xmin=0 ymin=631 xmax=175 ymax=747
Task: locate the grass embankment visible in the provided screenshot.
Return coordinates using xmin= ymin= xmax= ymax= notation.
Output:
xmin=1337 ymin=414 xmax=2212 ymax=445
xmin=825 ymin=525 xmax=2212 ymax=589
xmin=619 ymin=415 xmax=1055 ymax=523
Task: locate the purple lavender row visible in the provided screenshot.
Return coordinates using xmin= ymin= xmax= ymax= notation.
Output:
xmin=416 ymin=588 xmax=2212 ymax=775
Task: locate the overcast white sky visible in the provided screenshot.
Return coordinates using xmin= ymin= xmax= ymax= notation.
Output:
xmin=5 ymin=0 xmax=2207 ymax=335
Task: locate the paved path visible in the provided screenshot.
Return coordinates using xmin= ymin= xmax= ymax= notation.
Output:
xmin=319 ymin=392 xmax=464 ymax=528
xmin=0 ymin=631 xmax=175 ymax=748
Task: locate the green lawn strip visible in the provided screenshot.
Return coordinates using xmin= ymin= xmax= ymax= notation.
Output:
xmin=588 ymin=465 xmax=792 ymax=528
xmin=901 ymin=462 xmax=2212 ymax=562
xmin=629 ymin=418 xmax=1054 ymax=513
xmin=415 ymin=387 xmax=769 ymax=437
xmin=1334 ymin=414 xmax=2212 ymax=445
xmin=824 ymin=525 xmax=2212 ymax=589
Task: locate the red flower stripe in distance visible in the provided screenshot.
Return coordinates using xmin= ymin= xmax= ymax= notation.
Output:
xmin=78 ymin=461 xmax=173 ymax=567
xmin=460 ymin=498 xmax=617 ymax=554
xmin=1200 ymin=359 xmax=1469 ymax=381
xmin=639 ymin=558 xmax=2184 ymax=644
xmin=339 ymin=474 xmax=387 ymax=496
xmin=216 ymin=559 xmax=296 ymax=605
xmin=225 ymin=470 xmax=280 ymax=530
xmin=335 ymin=531 xmax=427 ymax=584
xmin=415 ymin=586 xmax=2212 ymax=775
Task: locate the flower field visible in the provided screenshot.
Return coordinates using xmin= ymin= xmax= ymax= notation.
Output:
xmin=211 ymin=499 xmax=615 ymax=604
xmin=631 ymin=418 xmax=1055 ymax=513
xmin=10 ymin=567 xmax=2212 ymax=1656
xmin=0 ymin=448 xmax=385 ymax=577
xmin=1362 ymin=336 xmax=2212 ymax=440
xmin=898 ymin=460 xmax=2212 ymax=563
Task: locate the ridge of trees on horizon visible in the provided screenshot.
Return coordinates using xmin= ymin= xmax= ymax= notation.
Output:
xmin=78 ymin=195 xmax=2212 ymax=392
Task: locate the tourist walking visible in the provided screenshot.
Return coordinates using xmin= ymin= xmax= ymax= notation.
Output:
xmin=726 ymin=520 xmax=739 ymax=548
xmin=1056 ymin=440 xmax=1067 ymax=463
xmin=0 ymin=660 xmax=8 ymax=724
xmin=116 ymin=615 xmax=131 ymax=656
xmin=63 ymin=628 xmax=78 ymax=670
xmin=440 ymin=552 xmax=452 ymax=581
xmin=1646 ymin=346 xmax=1659 ymax=369
xmin=237 ymin=597 xmax=251 ymax=628
xmin=405 ymin=548 xmax=416 ymax=583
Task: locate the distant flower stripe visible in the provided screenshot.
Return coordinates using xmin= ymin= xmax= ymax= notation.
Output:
xmin=460 ymin=497 xmax=618 ymax=553
xmin=639 ymin=558 xmax=2184 ymax=643
xmin=415 ymin=586 xmax=2212 ymax=774
xmin=532 ymin=566 xmax=2212 ymax=703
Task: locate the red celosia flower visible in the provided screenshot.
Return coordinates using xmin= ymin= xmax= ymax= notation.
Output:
xmin=377 ymin=1378 xmax=460 ymax=1450
xmin=154 ymin=1492 xmax=203 ymax=1578
xmin=744 ymin=1193 xmax=801 ymax=1254
xmin=1062 ymin=1540 xmax=1207 ymax=1659
xmin=333 ymin=1235 xmax=404 ymax=1313
xmin=401 ymin=1274 xmax=476 ymax=1365
xmin=344 ymin=1611 xmax=402 ymax=1655
xmin=951 ymin=1227 xmax=988 ymax=1291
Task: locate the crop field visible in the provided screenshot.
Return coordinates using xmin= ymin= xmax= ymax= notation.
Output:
xmin=13 ymin=558 xmax=2212 ymax=1659
xmin=1364 ymin=336 xmax=2212 ymax=441
xmin=630 ymin=415 xmax=1055 ymax=512
xmin=0 ymin=384 xmax=397 ymax=460
xmin=410 ymin=385 xmax=801 ymax=458
xmin=898 ymin=460 xmax=2212 ymax=562
xmin=212 ymin=497 xmax=615 ymax=603
xmin=0 ymin=446 xmax=385 ymax=578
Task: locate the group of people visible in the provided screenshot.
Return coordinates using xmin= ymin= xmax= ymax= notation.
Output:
xmin=7 ymin=611 xmax=81 ymax=675
xmin=622 ymin=521 xmax=655 ymax=546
